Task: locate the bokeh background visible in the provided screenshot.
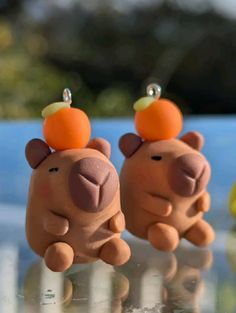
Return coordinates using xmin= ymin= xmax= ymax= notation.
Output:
xmin=1 ymin=3 xmax=236 ymax=312
xmin=1 ymin=0 xmax=236 ymax=119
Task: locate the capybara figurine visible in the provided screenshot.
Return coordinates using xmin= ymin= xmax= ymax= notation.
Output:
xmin=25 ymin=137 xmax=130 ymax=272
xmin=119 ymin=131 xmax=215 ymax=251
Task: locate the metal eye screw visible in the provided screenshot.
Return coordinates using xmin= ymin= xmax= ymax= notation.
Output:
xmin=146 ymin=83 xmax=162 ymax=99
xmin=63 ymin=88 xmax=72 ymax=105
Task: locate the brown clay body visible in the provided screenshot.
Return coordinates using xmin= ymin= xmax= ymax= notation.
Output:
xmin=119 ymin=132 xmax=215 ymax=251
xmin=25 ymin=138 xmax=130 ymax=272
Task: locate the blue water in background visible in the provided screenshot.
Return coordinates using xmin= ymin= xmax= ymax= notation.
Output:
xmin=1 ymin=117 xmax=236 ymax=218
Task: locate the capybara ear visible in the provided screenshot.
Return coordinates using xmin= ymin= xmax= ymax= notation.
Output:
xmin=87 ymin=137 xmax=111 ymax=159
xmin=119 ymin=133 xmax=143 ymax=158
xmin=180 ymin=131 xmax=204 ymax=151
xmin=25 ymin=139 xmax=51 ymax=169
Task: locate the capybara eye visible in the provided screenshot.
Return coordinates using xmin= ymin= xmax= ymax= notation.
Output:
xmin=151 ymin=156 xmax=162 ymax=161
xmin=49 ymin=167 xmax=59 ymax=172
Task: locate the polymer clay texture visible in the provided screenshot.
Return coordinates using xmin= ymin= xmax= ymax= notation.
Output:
xmin=119 ymin=131 xmax=215 ymax=251
xmin=25 ymin=138 xmax=130 ymax=272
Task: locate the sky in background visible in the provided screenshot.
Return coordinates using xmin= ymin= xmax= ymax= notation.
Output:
xmin=23 ymin=0 xmax=236 ymax=19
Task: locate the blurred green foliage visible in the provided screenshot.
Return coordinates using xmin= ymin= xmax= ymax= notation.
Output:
xmin=0 ymin=0 xmax=236 ymax=118
xmin=218 ymin=282 xmax=236 ymax=313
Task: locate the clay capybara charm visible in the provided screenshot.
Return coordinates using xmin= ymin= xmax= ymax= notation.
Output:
xmin=119 ymin=131 xmax=215 ymax=251
xmin=25 ymin=137 xmax=131 ymax=272
xmin=119 ymin=83 xmax=214 ymax=251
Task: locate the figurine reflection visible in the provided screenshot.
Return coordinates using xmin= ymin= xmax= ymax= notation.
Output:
xmin=126 ymin=241 xmax=213 ymax=313
xmin=23 ymin=260 xmax=129 ymax=313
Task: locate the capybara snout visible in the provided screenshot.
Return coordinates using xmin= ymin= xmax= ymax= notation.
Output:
xmin=69 ymin=157 xmax=119 ymax=212
xmin=168 ymin=153 xmax=211 ymax=197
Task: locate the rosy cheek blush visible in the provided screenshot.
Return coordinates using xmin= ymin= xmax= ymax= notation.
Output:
xmin=39 ymin=182 xmax=53 ymax=200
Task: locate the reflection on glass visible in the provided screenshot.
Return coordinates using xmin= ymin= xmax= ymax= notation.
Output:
xmin=226 ymin=225 xmax=236 ymax=275
xmin=166 ymin=247 xmax=213 ymax=313
xmin=0 ymin=244 xmax=18 ymax=313
xmin=124 ymin=240 xmax=213 ymax=313
xmin=223 ymin=226 xmax=236 ymax=313
xmin=23 ymin=260 xmax=129 ymax=313
xmin=23 ymin=261 xmax=71 ymax=312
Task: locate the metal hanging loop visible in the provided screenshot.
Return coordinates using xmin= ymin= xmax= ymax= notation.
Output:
xmin=63 ymin=88 xmax=72 ymax=105
xmin=146 ymin=83 xmax=162 ymax=99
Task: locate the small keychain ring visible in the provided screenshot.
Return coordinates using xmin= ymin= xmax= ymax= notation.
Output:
xmin=63 ymin=88 xmax=72 ymax=105
xmin=146 ymin=83 xmax=161 ymax=99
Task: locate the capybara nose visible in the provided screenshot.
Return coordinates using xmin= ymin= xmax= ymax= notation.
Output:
xmin=69 ymin=157 xmax=118 ymax=212
xmin=168 ymin=153 xmax=211 ymax=197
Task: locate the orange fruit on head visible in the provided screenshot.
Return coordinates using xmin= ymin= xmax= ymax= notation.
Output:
xmin=134 ymin=97 xmax=183 ymax=141
xmin=42 ymin=104 xmax=91 ymax=151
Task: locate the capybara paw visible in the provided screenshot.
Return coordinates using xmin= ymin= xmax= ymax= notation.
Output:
xmin=196 ymin=191 xmax=211 ymax=213
xmin=43 ymin=214 xmax=69 ymax=236
xmin=44 ymin=242 xmax=74 ymax=272
xmin=184 ymin=220 xmax=215 ymax=247
xmin=109 ymin=212 xmax=125 ymax=233
xmin=99 ymin=238 xmax=131 ymax=266
xmin=147 ymin=223 xmax=179 ymax=252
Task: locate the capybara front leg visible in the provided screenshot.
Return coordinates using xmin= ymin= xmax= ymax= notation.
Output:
xmin=184 ymin=219 xmax=215 ymax=247
xmin=147 ymin=223 xmax=179 ymax=252
xmin=44 ymin=242 xmax=74 ymax=272
xmin=99 ymin=238 xmax=131 ymax=266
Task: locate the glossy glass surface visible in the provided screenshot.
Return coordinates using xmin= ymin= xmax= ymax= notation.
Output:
xmin=0 ymin=118 xmax=236 ymax=312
